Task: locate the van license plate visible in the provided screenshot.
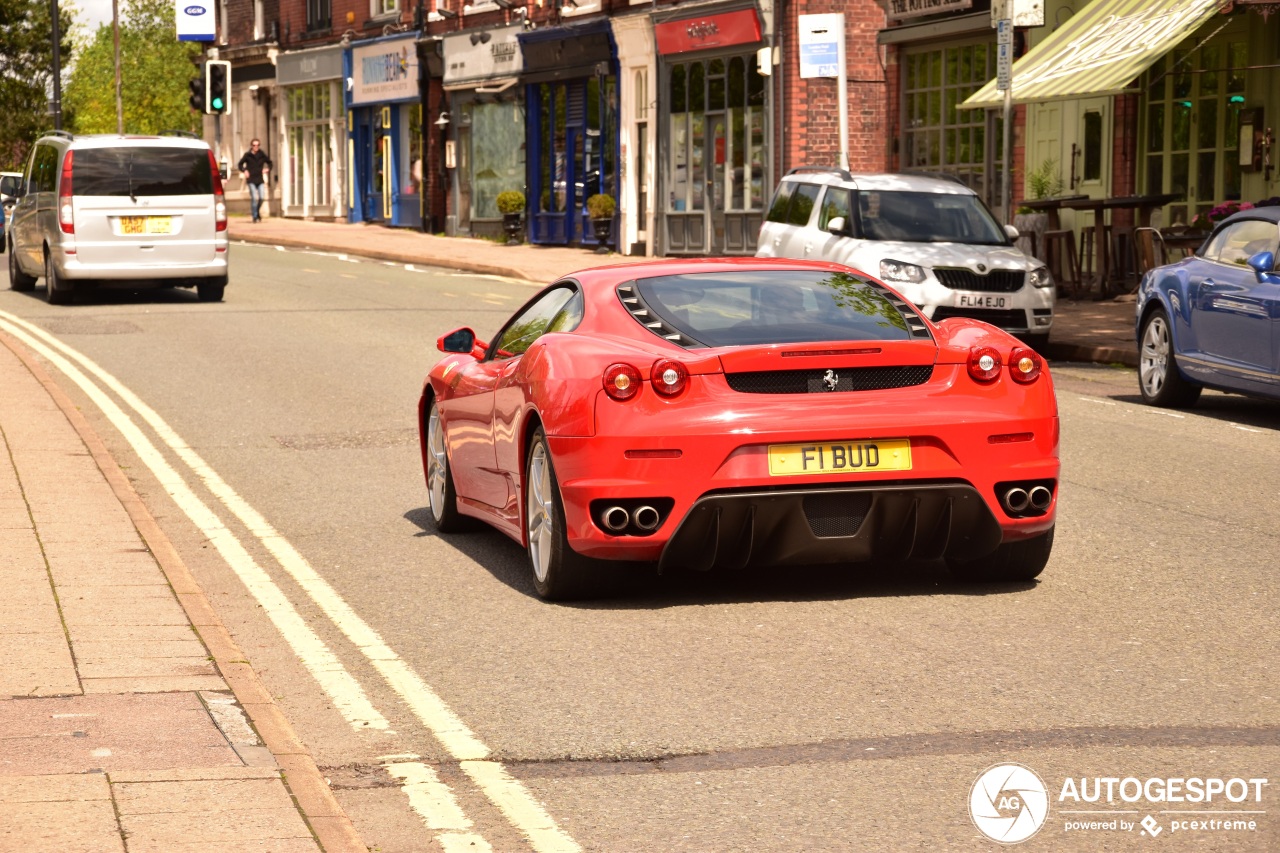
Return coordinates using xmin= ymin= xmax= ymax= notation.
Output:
xmin=957 ymin=294 xmax=1006 ymax=308
xmin=767 ymin=439 xmax=912 ymax=476
xmin=120 ymin=216 xmax=172 ymax=235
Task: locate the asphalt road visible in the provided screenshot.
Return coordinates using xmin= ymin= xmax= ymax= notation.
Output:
xmin=1 ymin=243 xmax=1276 ymax=851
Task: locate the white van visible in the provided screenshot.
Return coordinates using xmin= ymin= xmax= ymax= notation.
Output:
xmin=7 ymin=131 xmax=229 ymax=304
xmin=756 ymin=168 xmax=1054 ymax=348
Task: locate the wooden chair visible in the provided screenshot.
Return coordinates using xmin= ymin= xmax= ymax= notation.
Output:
xmin=1042 ymin=229 xmax=1081 ymax=299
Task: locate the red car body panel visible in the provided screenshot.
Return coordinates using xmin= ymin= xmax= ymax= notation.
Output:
xmin=419 ymin=257 xmax=1060 ymax=569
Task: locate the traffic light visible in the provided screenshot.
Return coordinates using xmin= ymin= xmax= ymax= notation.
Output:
xmin=188 ymin=74 xmax=206 ymax=113
xmin=206 ymin=60 xmax=231 ymax=115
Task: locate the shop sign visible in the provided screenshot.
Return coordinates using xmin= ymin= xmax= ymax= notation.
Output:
xmin=443 ymin=25 xmax=525 ymax=86
xmin=886 ymin=0 xmax=972 ymax=22
xmin=350 ymin=35 xmax=419 ymax=105
xmin=655 ymin=9 xmax=762 ymax=55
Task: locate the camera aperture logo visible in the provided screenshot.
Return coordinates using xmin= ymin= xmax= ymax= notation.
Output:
xmin=970 ymin=764 xmax=1050 ymax=843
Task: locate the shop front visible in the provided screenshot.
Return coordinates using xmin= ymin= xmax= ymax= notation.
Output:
xmin=518 ymin=18 xmax=620 ymax=248
xmin=346 ymin=33 xmax=423 ymax=228
xmin=441 ymin=25 xmax=526 ymax=240
xmin=652 ymin=4 xmax=770 ymax=255
xmin=278 ymin=45 xmax=346 ymax=220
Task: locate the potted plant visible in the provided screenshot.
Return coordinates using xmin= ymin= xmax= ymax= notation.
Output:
xmin=496 ymin=190 xmax=525 ymax=245
xmin=586 ymin=193 xmax=616 ymax=254
xmin=1014 ymin=158 xmax=1065 ymax=259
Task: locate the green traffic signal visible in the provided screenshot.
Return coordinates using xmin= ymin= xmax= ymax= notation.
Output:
xmin=206 ymin=61 xmax=230 ymax=116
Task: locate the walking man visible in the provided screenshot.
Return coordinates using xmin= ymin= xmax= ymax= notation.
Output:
xmin=237 ymin=139 xmax=273 ymax=223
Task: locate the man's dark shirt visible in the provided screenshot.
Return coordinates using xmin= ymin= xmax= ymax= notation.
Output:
xmin=237 ymin=149 xmax=273 ymax=185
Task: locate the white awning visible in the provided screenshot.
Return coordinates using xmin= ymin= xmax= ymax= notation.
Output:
xmin=961 ymin=0 xmax=1224 ymax=109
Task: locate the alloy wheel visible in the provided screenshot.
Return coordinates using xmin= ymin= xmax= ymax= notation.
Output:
xmin=426 ymin=406 xmax=448 ymax=522
xmin=1139 ymin=314 xmax=1170 ymax=398
xmin=525 ymin=440 xmax=553 ymax=584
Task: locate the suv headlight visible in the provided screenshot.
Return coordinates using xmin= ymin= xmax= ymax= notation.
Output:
xmin=880 ymin=259 xmax=926 ymax=283
xmin=1028 ymin=266 xmax=1054 ymax=289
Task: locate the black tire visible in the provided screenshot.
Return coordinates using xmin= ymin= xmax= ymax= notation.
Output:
xmin=8 ymin=240 xmax=36 ymax=291
xmin=423 ymin=398 xmax=472 ymax=533
xmin=524 ymin=426 xmax=604 ymax=601
xmin=948 ymin=526 xmax=1054 ymax=583
xmin=197 ymin=275 xmax=227 ymax=302
xmin=45 ymin=252 xmax=72 ymax=305
xmin=1138 ymin=307 xmax=1201 ymax=408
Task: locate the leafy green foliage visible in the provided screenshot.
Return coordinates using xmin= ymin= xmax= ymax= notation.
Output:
xmin=64 ymin=0 xmax=202 ymax=135
xmin=586 ymin=193 xmax=616 ymax=220
xmin=1027 ymin=158 xmax=1065 ymax=200
xmin=496 ymin=190 xmax=525 ymax=215
xmin=0 ymin=0 xmax=76 ymax=168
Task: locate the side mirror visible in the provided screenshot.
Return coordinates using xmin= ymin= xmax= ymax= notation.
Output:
xmin=1247 ymin=250 xmax=1280 ymax=283
xmin=437 ymin=327 xmax=476 ymax=354
xmin=1004 ymin=224 xmax=1020 ymax=240
xmin=826 ymin=216 xmax=847 ymax=234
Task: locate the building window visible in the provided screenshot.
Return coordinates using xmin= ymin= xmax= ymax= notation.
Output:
xmin=902 ymin=41 xmax=1002 ymax=208
xmin=306 ymin=0 xmax=330 ymax=31
xmin=373 ymin=0 xmax=398 ymax=17
xmin=1142 ymin=37 xmax=1247 ymax=227
xmin=287 ymin=82 xmax=335 ymax=210
xmin=253 ymin=0 xmax=264 ymax=40
xmin=667 ymin=54 xmax=766 ymax=214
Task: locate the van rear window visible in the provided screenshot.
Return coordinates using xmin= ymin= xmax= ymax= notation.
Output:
xmin=73 ymin=148 xmax=212 ymax=197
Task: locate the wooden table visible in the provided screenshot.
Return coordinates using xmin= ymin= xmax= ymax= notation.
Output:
xmin=1014 ymin=195 xmax=1087 ymax=232
xmin=1060 ymin=193 xmax=1184 ymax=297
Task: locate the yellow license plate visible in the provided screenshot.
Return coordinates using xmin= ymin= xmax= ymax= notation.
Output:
xmin=768 ymin=439 xmax=912 ymax=476
xmin=120 ymin=216 xmax=172 ymax=235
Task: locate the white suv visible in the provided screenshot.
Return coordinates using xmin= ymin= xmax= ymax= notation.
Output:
xmin=7 ymin=131 xmax=229 ymax=304
xmin=756 ymin=169 xmax=1054 ymax=347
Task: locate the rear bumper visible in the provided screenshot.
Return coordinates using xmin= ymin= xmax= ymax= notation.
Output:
xmin=54 ymin=244 xmax=229 ymax=281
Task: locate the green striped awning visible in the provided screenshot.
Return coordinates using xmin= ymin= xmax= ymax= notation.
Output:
xmin=961 ymin=0 xmax=1224 ymax=109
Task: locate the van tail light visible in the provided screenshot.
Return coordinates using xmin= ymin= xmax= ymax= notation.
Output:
xmin=1008 ymin=346 xmax=1043 ymax=384
xmin=650 ymin=359 xmax=689 ymax=397
xmin=603 ymin=363 xmax=642 ymax=401
xmin=58 ymin=150 xmax=74 ymax=234
xmin=208 ymin=150 xmax=227 ymax=232
xmin=967 ymin=346 xmax=1002 ymax=383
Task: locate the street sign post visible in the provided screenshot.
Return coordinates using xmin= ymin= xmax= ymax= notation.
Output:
xmin=798 ymin=13 xmax=848 ymax=171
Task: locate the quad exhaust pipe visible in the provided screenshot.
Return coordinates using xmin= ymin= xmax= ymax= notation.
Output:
xmin=1003 ymin=487 xmax=1030 ymax=513
xmin=601 ymin=506 xmax=630 ymax=532
xmin=632 ymin=505 xmax=661 ymax=532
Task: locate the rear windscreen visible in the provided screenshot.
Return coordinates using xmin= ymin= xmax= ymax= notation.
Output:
xmin=630 ymin=270 xmax=917 ymax=346
xmin=73 ymin=148 xmax=212 ymax=197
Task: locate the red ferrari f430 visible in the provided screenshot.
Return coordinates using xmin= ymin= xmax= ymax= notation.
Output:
xmin=418 ymin=258 xmax=1059 ymax=600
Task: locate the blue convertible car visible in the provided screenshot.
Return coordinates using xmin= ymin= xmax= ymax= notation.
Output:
xmin=1136 ymin=206 xmax=1280 ymax=407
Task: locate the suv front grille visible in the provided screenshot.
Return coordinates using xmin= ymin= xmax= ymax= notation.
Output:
xmin=726 ymin=366 xmax=934 ymax=394
xmin=931 ymin=307 xmax=1027 ymax=329
xmin=934 ymin=268 xmax=1025 ymax=292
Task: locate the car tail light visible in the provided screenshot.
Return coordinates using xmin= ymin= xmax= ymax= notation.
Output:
xmin=650 ymin=359 xmax=688 ymax=397
xmin=1008 ymin=347 xmax=1042 ymax=384
xmin=603 ymin=363 xmax=642 ymax=401
xmin=208 ymin=150 xmax=227 ymax=232
xmin=58 ymin=151 xmax=74 ymax=234
xmin=967 ymin=346 xmax=1002 ymax=383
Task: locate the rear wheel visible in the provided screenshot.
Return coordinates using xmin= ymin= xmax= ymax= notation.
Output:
xmin=947 ymin=526 xmax=1054 ymax=583
xmin=8 ymin=241 xmax=36 ymax=291
xmin=525 ymin=427 xmax=602 ymax=601
xmin=45 ymin=252 xmax=72 ymax=305
xmin=197 ymin=275 xmax=227 ymax=302
xmin=424 ymin=399 xmax=470 ymax=533
xmin=1139 ymin=308 xmax=1201 ymax=408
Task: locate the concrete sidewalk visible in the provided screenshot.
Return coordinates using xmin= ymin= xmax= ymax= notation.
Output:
xmin=226 ymin=216 xmax=1141 ymax=367
xmin=0 ymin=332 xmax=365 ymax=852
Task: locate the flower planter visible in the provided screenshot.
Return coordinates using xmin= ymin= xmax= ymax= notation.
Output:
xmin=503 ymin=213 xmax=524 ymax=246
xmin=591 ymin=218 xmax=612 ymax=253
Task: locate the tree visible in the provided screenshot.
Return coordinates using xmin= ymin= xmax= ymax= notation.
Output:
xmin=64 ymin=0 xmax=202 ymax=135
xmin=0 ymin=0 xmax=77 ymax=169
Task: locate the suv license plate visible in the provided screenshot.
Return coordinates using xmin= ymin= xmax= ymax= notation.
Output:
xmin=957 ymin=293 xmax=1006 ymax=308
xmin=120 ymin=216 xmax=173 ymax=235
xmin=767 ymin=439 xmax=912 ymax=476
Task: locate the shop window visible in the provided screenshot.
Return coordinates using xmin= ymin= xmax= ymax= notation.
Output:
xmin=902 ymin=41 xmax=1000 ymax=207
xmin=1142 ymin=35 xmax=1247 ymax=226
